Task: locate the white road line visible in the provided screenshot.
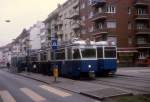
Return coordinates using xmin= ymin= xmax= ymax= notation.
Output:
xmin=0 ymin=90 xmax=16 ymax=102
xmin=20 ymin=88 xmax=46 ymax=102
xmin=40 ymin=85 xmax=72 ymax=97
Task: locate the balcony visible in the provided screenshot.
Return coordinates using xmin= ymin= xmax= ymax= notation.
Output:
xmin=134 ymin=0 xmax=148 ymax=7
xmin=135 ymin=28 xmax=150 ymax=35
xmin=70 ymin=11 xmax=80 ymax=19
xmin=91 ymin=0 xmax=106 ymax=7
xmin=92 ymin=12 xmax=107 ymax=22
xmin=72 ymin=23 xmax=80 ymax=30
xmin=134 ymin=14 xmax=150 ymax=20
xmin=92 ymin=28 xmax=108 ymax=36
xmin=57 ymin=30 xmax=63 ymax=35
xmin=136 ymin=43 xmax=150 ymax=48
xmin=57 ymin=20 xmax=63 ymax=25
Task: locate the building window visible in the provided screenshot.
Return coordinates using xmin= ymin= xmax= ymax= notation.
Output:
xmin=88 ymin=0 xmax=92 ymax=5
xmin=98 ymin=7 xmax=103 ymax=13
xmin=81 ymin=29 xmax=86 ymax=34
xmin=137 ymin=37 xmax=147 ymax=44
xmin=107 ymin=21 xmax=116 ymax=28
xmin=128 ymin=22 xmax=132 ymax=29
xmin=128 ymin=38 xmax=132 ymax=45
xmin=128 ymin=7 xmax=131 ymax=15
xmin=136 ymin=23 xmax=147 ymax=29
xmin=81 ymin=3 xmax=85 ymax=9
xmin=106 ymin=5 xmax=116 ymax=13
xmin=81 ymin=16 xmax=85 ymax=21
xmin=89 ymin=26 xmax=94 ymax=32
xmin=89 ymin=11 xmax=94 ymax=19
xmin=98 ymin=22 xmax=104 ymax=29
xmin=137 ymin=8 xmax=146 ymax=15
xmin=107 ymin=37 xmax=117 ymax=45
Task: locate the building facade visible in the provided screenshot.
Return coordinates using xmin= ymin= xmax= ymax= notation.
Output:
xmin=79 ymin=0 xmax=150 ymax=66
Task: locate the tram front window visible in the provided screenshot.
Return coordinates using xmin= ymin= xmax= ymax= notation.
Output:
xmin=104 ymin=47 xmax=116 ymax=58
xmin=81 ymin=48 xmax=96 ymax=58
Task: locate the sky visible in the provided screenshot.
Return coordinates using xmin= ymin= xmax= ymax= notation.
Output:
xmin=0 ymin=0 xmax=67 ymax=47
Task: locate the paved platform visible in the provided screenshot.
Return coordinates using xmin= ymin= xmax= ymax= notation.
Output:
xmin=18 ymin=72 xmax=131 ymax=99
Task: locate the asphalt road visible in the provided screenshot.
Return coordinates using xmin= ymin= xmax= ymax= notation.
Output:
xmin=0 ymin=69 xmax=99 ymax=102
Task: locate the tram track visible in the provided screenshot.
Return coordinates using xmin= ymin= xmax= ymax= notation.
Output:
xmin=92 ymin=79 xmax=150 ymax=94
xmin=116 ymin=75 xmax=150 ymax=82
xmin=87 ymin=75 xmax=150 ymax=94
xmin=95 ymin=79 xmax=150 ymax=88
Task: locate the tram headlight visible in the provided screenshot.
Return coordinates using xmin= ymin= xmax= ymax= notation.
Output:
xmin=88 ymin=65 xmax=92 ymax=68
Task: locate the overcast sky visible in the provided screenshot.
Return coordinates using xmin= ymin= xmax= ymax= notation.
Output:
xmin=0 ymin=0 xmax=67 ymax=47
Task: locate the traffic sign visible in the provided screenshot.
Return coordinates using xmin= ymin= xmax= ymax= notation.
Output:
xmin=51 ymin=39 xmax=57 ymax=50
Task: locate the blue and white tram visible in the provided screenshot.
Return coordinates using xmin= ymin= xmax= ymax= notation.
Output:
xmin=50 ymin=40 xmax=117 ymax=78
xmin=51 ymin=40 xmax=98 ymax=78
xmin=96 ymin=41 xmax=117 ymax=75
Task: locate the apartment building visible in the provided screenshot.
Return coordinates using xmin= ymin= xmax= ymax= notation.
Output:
xmin=0 ymin=46 xmax=11 ymax=66
xmin=28 ymin=21 xmax=46 ymax=61
xmin=57 ymin=0 xmax=80 ymax=43
xmin=44 ymin=9 xmax=60 ymax=61
xmin=44 ymin=0 xmax=80 ymax=61
xmin=45 ymin=0 xmax=80 ymax=44
xmin=79 ymin=0 xmax=150 ymax=66
xmin=14 ymin=29 xmax=30 ymax=57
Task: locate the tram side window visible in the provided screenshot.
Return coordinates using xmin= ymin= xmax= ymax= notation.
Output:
xmin=81 ymin=48 xmax=96 ymax=58
xmin=51 ymin=52 xmax=55 ymax=60
xmin=56 ymin=49 xmax=65 ymax=60
xmin=67 ymin=48 xmax=72 ymax=59
xmin=97 ymin=47 xmax=103 ymax=58
xmin=73 ymin=49 xmax=81 ymax=59
xmin=104 ymin=47 xmax=116 ymax=58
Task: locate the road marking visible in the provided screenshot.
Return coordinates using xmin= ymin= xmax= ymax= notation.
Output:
xmin=0 ymin=90 xmax=16 ymax=102
xmin=20 ymin=88 xmax=46 ymax=102
xmin=40 ymin=85 xmax=72 ymax=97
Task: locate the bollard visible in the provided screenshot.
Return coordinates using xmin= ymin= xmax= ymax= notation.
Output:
xmin=53 ymin=67 xmax=59 ymax=82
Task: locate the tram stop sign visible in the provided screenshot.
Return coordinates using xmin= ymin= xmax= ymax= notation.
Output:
xmin=51 ymin=39 xmax=57 ymax=50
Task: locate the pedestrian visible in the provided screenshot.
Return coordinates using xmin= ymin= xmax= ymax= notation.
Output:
xmin=7 ymin=62 xmax=10 ymax=70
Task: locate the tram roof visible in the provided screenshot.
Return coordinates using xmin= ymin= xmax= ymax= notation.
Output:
xmin=54 ymin=40 xmax=116 ymax=49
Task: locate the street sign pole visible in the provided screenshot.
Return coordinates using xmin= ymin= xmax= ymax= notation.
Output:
xmin=51 ymin=39 xmax=58 ymax=82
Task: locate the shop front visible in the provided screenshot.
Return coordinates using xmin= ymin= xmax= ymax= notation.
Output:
xmin=117 ymin=48 xmax=138 ymax=67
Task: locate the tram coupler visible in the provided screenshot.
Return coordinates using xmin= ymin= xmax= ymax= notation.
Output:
xmin=89 ymin=71 xmax=95 ymax=79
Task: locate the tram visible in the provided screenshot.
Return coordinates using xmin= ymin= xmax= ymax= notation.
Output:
xmin=50 ymin=40 xmax=117 ymax=78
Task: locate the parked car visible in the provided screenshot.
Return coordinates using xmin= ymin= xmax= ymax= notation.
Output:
xmin=146 ymin=57 xmax=150 ymax=66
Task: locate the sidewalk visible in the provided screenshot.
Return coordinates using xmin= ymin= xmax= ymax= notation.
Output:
xmin=18 ymin=72 xmax=131 ymax=100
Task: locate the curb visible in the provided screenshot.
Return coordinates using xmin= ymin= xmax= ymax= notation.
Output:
xmin=17 ymin=73 xmax=132 ymax=100
xmin=17 ymin=73 xmax=80 ymax=94
xmin=80 ymin=92 xmax=133 ymax=100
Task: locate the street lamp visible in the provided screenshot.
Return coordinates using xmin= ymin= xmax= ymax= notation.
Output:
xmin=5 ymin=20 xmax=11 ymax=23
